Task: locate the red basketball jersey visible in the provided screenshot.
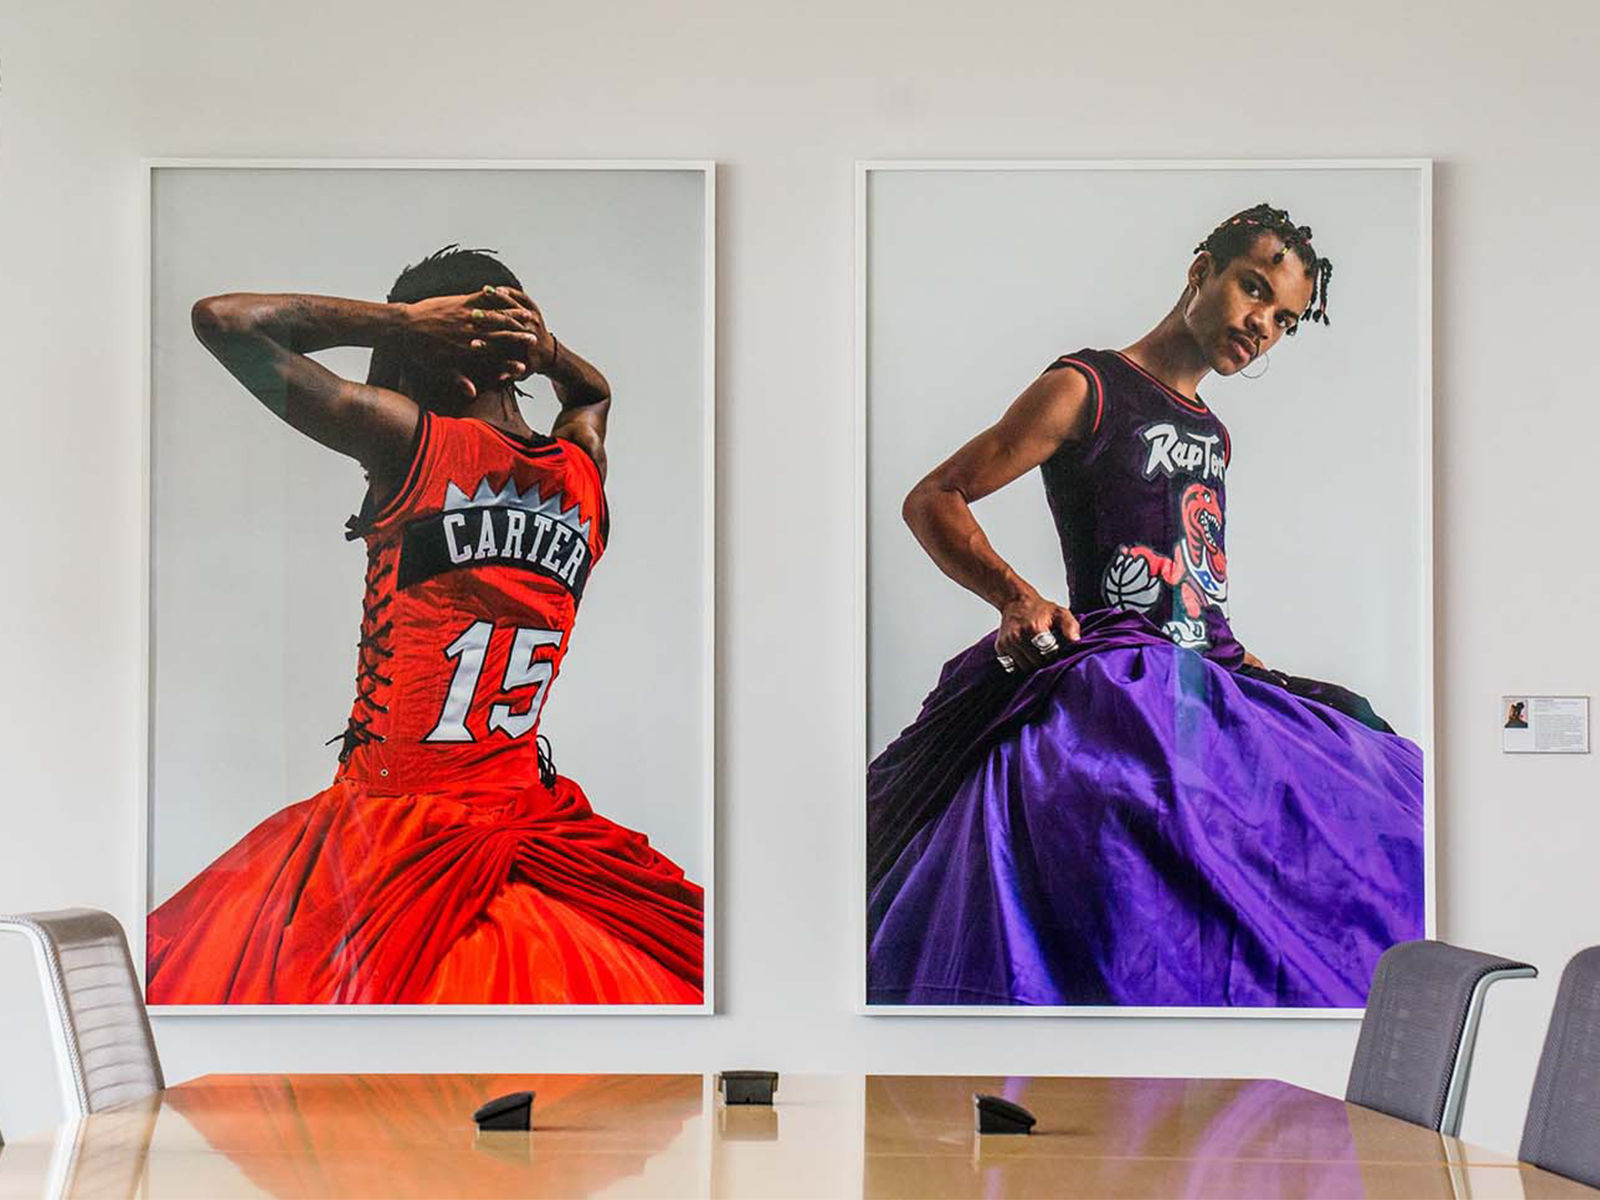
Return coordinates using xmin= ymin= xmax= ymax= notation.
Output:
xmin=333 ymin=413 xmax=608 ymax=791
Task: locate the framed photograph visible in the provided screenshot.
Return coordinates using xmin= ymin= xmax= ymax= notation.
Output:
xmin=857 ymin=160 xmax=1433 ymax=1015
xmin=142 ymin=160 xmax=715 ymax=1012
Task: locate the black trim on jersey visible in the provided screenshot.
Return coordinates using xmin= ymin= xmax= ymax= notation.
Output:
xmin=1109 ymin=349 xmax=1211 ymax=416
xmin=554 ymin=429 xmax=603 ymax=472
xmin=469 ymin=417 xmax=564 ymax=457
xmin=1045 ymin=356 xmax=1107 ymax=437
xmin=346 ymin=412 xmax=433 ymax=541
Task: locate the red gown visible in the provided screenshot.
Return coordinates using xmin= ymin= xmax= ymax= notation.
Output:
xmin=147 ymin=414 xmax=704 ymax=1005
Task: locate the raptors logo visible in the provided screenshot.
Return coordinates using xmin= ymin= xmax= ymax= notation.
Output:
xmin=1139 ymin=422 xmax=1226 ymax=483
xmin=1101 ymin=482 xmax=1228 ymax=649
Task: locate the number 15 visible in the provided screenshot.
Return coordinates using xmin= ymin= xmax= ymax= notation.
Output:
xmin=423 ymin=620 xmax=564 ymax=743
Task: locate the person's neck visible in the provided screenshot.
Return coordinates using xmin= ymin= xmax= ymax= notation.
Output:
xmin=1118 ymin=313 xmax=1212 ymax=401
xmin=457 ymin=388 xmax=534 ymax=438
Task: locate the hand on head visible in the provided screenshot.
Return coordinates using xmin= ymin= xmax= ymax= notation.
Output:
xmin=399 ymin=286 xmax=555 ymax=401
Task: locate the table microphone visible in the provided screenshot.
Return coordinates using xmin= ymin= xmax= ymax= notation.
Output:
xmin=718 ymin=1070 xmax=779 ymax=1105
xmin=973 ymin=1093 xmax=1036 ymax=1135
xmin=473 ymin=1091 xmax=534 ymax=1132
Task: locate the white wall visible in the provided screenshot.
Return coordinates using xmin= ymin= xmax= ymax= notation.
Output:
xmin=1 ymin=0 xmax=1595 ymax=1159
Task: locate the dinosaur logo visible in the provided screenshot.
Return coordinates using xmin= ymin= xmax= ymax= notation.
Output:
xmin=1101 ymin=482 xmax=1228 ymax=649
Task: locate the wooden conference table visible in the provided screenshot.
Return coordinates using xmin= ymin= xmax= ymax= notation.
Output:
xmin=0 ymin=1073 xmax=1593 ymax=1199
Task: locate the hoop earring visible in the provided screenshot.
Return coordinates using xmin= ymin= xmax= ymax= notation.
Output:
xmin=1241 ymin=351 xmax=1270 ymax=380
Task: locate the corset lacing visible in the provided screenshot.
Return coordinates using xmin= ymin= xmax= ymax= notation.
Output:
xmin=328 ymin=552 xmax=396 ymax=763
xmin=536 ymin=734 xmax=558 ymax=789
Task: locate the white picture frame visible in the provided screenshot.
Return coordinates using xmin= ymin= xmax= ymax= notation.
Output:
xmin=855 ymin=159 xmax=1435 ymax=1018
xmin=140 ymin=159 xmax=717 ymax=1015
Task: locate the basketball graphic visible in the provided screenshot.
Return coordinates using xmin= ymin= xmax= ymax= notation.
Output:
xmin=1102 ymin=548 xmax=1162 ymax=611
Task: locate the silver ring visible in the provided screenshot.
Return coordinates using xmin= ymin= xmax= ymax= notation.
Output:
xmin=995 ymin=654 xmax=1017 ymax=674
xmin=1031 ymin=631 xmax=1060 ymax=654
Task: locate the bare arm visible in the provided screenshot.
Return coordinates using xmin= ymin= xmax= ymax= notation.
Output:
xmin=191 ymin=294 xmax=421 ymax=484
xmin=903 ymin=366 xmax=1095 ymax=670
xmin=546 ymin=339 xmax=612 ymax=483
xmin=476 ymin=288 xmax=613 ymax=482
xmin=190 ymin=290 xmax=537 ymax=490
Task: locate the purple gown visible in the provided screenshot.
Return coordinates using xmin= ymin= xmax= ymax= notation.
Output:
xmin=867 ymin=349 xmax=1425 ymax=1008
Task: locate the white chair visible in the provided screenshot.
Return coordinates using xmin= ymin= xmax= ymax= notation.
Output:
xmin=0 ymin=909 xmax=164 ymax=1116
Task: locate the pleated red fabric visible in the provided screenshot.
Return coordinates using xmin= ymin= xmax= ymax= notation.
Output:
xmin=147 ymin=777 xmax=703 ymax=1005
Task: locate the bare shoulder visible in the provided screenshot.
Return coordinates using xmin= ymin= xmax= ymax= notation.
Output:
xmin=551 ymin=403 xmax=609 ymax=485
xmin=997 ymin=361 xmax=1095 ymax=446
xmin=329 ymin=380 xmax=421 ymax=478
xmin=554 ymin=424 xmax=608 ymax=486
xmin=913 ymin=363 xmax=1094 ymax=505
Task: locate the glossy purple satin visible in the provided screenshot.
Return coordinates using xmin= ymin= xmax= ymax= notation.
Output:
xmin=866 ymin=610 xmax=1425 ymax=1008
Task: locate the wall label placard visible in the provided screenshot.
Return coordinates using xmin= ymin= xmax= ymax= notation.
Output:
xmin=1502 ymin=696 xmax=1590 ymax=754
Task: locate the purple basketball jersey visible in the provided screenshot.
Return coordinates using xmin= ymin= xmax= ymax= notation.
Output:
xmin=1041 ymin=348 xmax=1241 ymax=663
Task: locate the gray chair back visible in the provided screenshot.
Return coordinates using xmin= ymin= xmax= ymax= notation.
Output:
xmin=1346 ymin=939 xmax=1535 ymax=1135
xmin=0 ymin=908 xmax=164 ymax=1116
xmin=1520 ymin=946 xmax=1600 ymax=1188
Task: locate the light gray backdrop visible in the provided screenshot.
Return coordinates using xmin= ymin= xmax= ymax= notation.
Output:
xmin=149 ymin=166 xmax=710 ymax=907
xmin=867 ymin=165 xmax=1428 ymax=758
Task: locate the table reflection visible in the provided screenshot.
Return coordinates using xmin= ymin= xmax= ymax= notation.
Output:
xmin=858 ymin=1076 xmax=1497 ymax=1200
xmin=2 ymin=1074 xmax=1581 ymax=1200
xmin=4 ymin=1074 xmax=704 ymax=1200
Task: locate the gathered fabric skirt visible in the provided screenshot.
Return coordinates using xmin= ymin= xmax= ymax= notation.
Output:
xmin=867 ymin=610 xmax=1424 ymax=1008
xmin=147 ymin=774 xmax=703 ymax=1005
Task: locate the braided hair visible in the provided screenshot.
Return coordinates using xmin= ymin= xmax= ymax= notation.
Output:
xmin=1193 ymin=203 xmax=1332 ymax=330
xmin=385 ymin=243 xmax=523 ymax=304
